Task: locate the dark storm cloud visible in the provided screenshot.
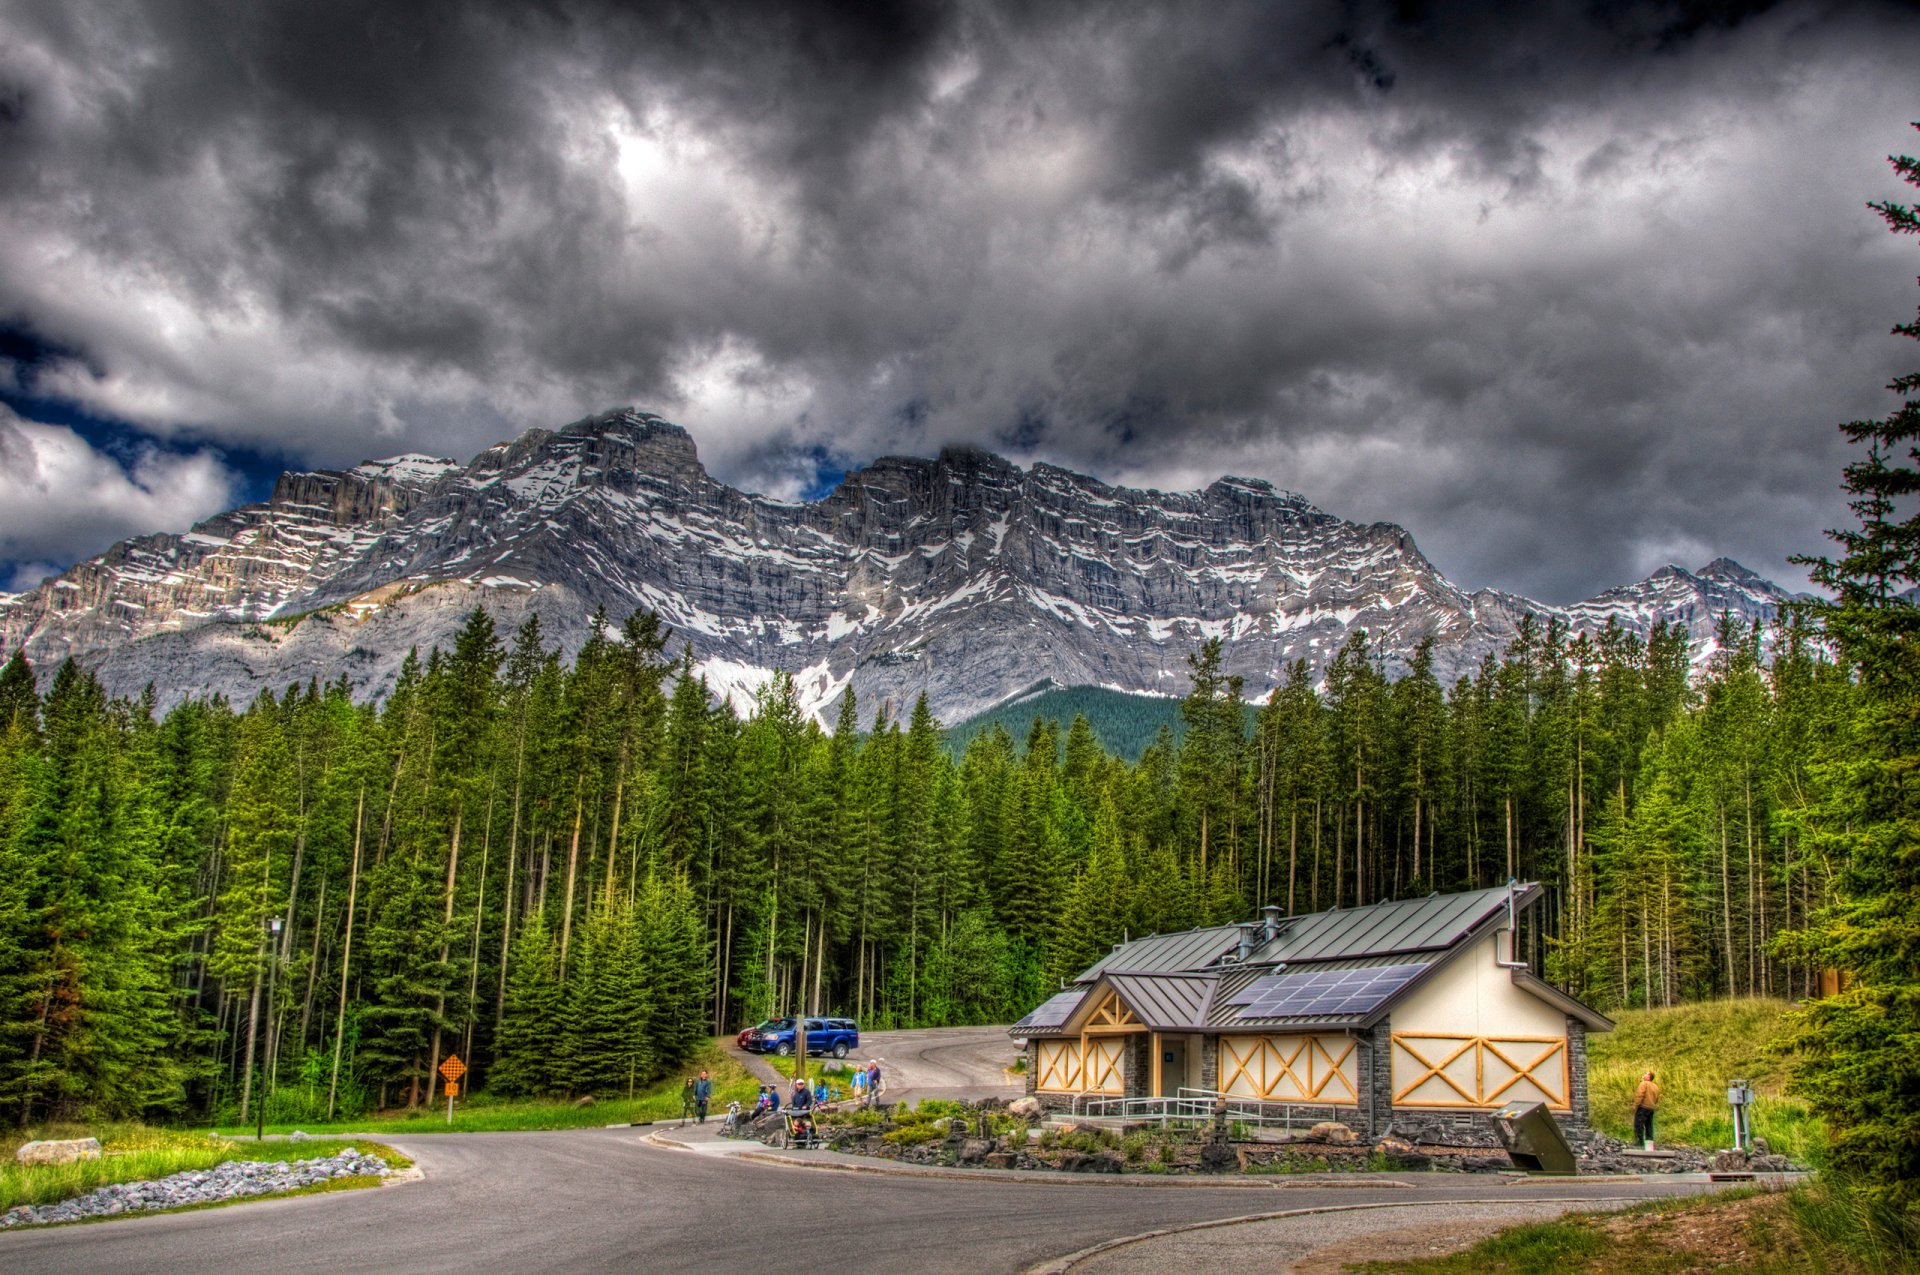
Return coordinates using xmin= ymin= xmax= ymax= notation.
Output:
xmin=1 ymin=0 xmax=1916 ymax=600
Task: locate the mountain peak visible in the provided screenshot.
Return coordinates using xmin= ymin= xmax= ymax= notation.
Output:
xmin=1699 ymin=557 xmax=1761 ymax=582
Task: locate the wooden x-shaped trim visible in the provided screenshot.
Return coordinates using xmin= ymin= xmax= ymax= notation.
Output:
xmin=1393 ymin=1035 xmax=1480 ymax=1105
xmin=1308 ymin=1038 xmax=1357 ymax=1101
xmin=1481 ymin=1039 xmax=1565 ymax=1105
xmin=1084 ymin=1038 xmax=1124 ymax=1092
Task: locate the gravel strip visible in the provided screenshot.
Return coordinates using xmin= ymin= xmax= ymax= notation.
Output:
xmin=1070 ymin=1199 xmax=1604 ymax=1272
xmin=1 ymin=1150 xmax=391 ymax=1228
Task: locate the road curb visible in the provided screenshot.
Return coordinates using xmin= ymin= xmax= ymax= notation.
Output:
xmin=1023 ymin=1195 xmax=1645 ymax=1273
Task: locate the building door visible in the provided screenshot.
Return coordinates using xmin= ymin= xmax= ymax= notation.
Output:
xmin=1159 ymin=1037 xmax=1187 ymax=1097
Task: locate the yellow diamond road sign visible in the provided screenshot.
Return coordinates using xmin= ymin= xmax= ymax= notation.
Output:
xmin=439 ymin=1055 xmax=466 ymax=1083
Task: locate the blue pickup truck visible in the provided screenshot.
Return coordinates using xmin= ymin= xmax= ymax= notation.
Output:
xmin=743 ymin=1016 xmax=861 ymax=1058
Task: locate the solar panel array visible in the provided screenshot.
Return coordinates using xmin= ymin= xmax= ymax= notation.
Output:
xmin=1233 ymin=963 xmax=1427 ymax=1020
xmin=1017 ymin=989 xmax=1085 ymax=1030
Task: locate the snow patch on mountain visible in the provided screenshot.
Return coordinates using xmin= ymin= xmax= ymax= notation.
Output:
xmin=0 ymin=408 xmax=1803 ymax=722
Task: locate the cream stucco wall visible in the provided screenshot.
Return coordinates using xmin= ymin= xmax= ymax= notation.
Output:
xmin=1388 ymin=930 xmax=1572 ymax=1110
xmin=1390 ymin=931 xmax=1567 ymax=1037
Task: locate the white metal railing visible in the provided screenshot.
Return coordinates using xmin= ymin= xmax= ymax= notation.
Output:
xmin=1067 ymin=1087 xmax=1356 ymax=1130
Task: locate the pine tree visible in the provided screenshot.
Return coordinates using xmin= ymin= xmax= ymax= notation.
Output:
xmin=1777 ymin=122 xmax=1920 ymax=1210
xmin=490 ymin=913 xmax=565 ymax=1097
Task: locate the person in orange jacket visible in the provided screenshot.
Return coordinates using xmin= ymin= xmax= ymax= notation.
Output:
xmin=1632 ymin=1071 xmax=1661 ymax=1145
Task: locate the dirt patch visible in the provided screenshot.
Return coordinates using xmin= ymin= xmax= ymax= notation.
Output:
xmin=1291 ymin=1211 xmax=1572 ymax=1274
xmin=1587 ymin=1192 xmax=1789 ymax=1272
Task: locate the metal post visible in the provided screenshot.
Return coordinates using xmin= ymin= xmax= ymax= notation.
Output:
xmin=1726 ymin=1080 xmax=1753 ymax=1152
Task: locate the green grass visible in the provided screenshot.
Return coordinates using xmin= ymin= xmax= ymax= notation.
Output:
xmin=1356 ymin=1217 xmax=1610 ymax=1273
xmin=762 ymin=1056 xmax=859 ymax=1081
xmin=1354 ymin=1185 xmax=1919 ymax=1275
xmin=0 ymin=1126 xmax=410 ymax=1213
xmin=1588 ymin=996 xmax=1825 ymax=1163
xmin=223 ymin=1043 xmax=760 ymax=1137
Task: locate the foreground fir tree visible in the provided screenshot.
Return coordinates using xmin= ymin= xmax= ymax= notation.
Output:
xmin=1779 ymin=121 xmax=1920 ymax=1212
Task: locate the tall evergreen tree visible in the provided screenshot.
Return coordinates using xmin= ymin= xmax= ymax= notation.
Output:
xmin=1778 ymin=123 xmax=1920 ymax=1211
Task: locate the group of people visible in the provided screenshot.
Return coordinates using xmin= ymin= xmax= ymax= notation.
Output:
xmin=680 ymin=1070 xmax=715 ymax=1124
xmin=688 ymin=1057 xmax=887 ymax=1134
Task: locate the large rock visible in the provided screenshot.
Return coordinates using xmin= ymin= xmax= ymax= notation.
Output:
xmin=1007 ymin=1097 xmax=1044 ymax=1120
xmin=1309 ymin=1122 xmax=1358 ymax=1145
xmin=956 ymin=1138 xmax=995 ymax=1166
xmin=1199 ymin=1140 xmax=1239 ymax=1172
xmin=15 ymin=1138 xmax=102 ymax=1166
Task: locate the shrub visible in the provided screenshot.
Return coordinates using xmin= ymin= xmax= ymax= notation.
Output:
xmin=882 ymin=1125 xmax=942 ymax=1147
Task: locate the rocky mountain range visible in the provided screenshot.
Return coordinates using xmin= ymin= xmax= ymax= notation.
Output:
xmin=0 ymin=408 xmax=1802 ymax=723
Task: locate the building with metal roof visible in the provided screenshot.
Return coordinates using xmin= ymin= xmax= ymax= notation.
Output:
xmin=1009 ymin=882 xmax=1613 ymax=1139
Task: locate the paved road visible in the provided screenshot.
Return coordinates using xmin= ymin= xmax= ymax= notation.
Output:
xmin=860 ymin=1024 xmax=1024 ymax=1102
xmin=0 ymin=1124 xmax=1742 ymax=1275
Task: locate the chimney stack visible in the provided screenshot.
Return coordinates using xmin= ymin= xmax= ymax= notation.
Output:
xmin=1261 ymin=904 xmax=1283 ymax=945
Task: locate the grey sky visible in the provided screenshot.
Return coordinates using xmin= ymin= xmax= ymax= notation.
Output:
xmin=2 ymin=0 xmax=1917 ymax=601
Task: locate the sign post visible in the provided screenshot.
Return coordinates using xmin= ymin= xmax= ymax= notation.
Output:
xmin=439 ymin=1055 xmax=467 ymax=1126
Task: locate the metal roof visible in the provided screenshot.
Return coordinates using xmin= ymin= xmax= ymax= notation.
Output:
xmin=1076 ymin=925 xmax=1240 ymax=981
xmin=1010 ymin=883 xmax=1612 ymax=1041
xmin=1075 ymin=887 xmax=1528 ymax=985
xmin=1009 ymin=988 xmax=1087 ymax=1037
xmin=1205 ymin=952 xmax=1443 ymax=1029
xmin=1249 ymin=885 xmax=1528 ymax=966
xmin=1102 ymin=974 xmax=1215 ymax=1032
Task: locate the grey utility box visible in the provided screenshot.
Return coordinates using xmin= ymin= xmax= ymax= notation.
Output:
xmin=1491 ymin=1101 xmax=1577 ymax=1174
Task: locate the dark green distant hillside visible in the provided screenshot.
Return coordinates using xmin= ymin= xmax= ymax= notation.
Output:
xmin=945 ymin=681 xmax=1254 ymax=761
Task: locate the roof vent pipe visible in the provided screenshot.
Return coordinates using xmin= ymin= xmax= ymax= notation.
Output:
xmin=1496 ymin=877 xmax=1529 ymax=970
xmin=1234 ymin=924 xmax=1257 ymax=963
xmin=1260 ymin=904 xmax=1283 ymax=945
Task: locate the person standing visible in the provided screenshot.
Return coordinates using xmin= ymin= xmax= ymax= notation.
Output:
xmin=680 ymin=1076 xmax=696 ymax=1125
xmin=1632 ymin=1070 xmax=1661 ymax=1146
xmin=865 ymin=1059 xmax=882 ymax=1110
xmin=694 ymin=1069 xmax=713 ymax=1124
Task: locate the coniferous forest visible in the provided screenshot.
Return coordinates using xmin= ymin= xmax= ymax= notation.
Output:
xmin=0 ymin=600 xmax=1859 ymax=1127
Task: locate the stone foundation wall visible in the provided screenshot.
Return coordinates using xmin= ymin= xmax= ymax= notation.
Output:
xmin=1125 ymin=1034 xmax=1153 ymax=1098
xmin=1381 ymin=1107 xmax=1597 ymax=1147
xmin=1357 ymin=1022 xmax=1393 ymax=1138
xmin=1567 ymin=1017 xmax=1590 ymax=1125
xmin=1199 ymin=1036 xmax=1219 ymax=1092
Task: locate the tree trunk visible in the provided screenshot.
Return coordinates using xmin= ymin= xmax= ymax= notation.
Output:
xmin=327 ymin=789 xmax=364 ymax=1120
xmin=427 ymin=809 xmax=462 ymax=1108
xmin=1287 ymin=805 xmax=1298 ymax=914
xmin=463 ymin=793 xmax=493 ymax=1067
xmin=1720 ymin=806 xmax=1736 ymax=994
xmin=559 ymin=787 xmax=585 ymax=977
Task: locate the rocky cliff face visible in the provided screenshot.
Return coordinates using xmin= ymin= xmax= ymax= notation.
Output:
xmin=0 ymin=409 xmax=1801 ymax=722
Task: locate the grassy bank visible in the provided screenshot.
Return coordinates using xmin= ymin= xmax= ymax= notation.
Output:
xmin=0 ymin=1125 xmax=410 ymax=1213
xmin=1587 ymin=996 xmax=1823 ymax=1163
xmin=217 ymin=1042 xmax=760 ymax=1137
